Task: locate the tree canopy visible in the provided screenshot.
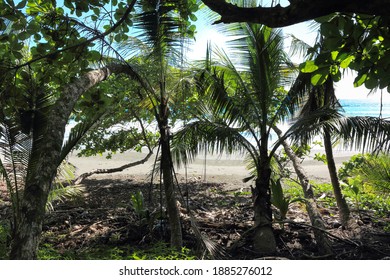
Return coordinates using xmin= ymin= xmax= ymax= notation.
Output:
xmin=202 ymin=0 xmax=390 ymax=92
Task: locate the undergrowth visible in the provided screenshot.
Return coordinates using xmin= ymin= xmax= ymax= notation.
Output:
xmin=37 ymin=241 xmax=197 ymax=260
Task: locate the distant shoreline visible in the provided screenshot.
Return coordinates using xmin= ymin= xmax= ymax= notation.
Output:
xmin=68 ymin=148 xmax=360 ymax=185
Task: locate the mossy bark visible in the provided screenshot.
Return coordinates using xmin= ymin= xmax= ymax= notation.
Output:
xmin=9 ymin=67 xmax=117 ymax=259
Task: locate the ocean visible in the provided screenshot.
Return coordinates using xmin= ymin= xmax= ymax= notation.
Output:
xmin=339 ymin=99 xmax=390 ymax=118
xmin=64 ymin=98 xmax=390 ymax=145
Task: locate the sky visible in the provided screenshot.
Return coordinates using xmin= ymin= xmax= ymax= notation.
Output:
xmin=188 ymin=0 xmax=390 ymax=102
xmin=14 ymin=0 xmax=389 ymax=102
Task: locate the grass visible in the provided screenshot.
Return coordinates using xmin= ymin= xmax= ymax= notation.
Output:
xmin=37 ymin=242 xmax=197 ymax=260
xmin=0 ymin=223 xmax=9 ymax=260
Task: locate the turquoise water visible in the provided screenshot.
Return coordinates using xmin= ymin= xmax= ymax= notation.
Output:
xmin=339 ymin=99 xmax=390 ymax=118
xmin=65 ymin=98 xmax=390 ymax=143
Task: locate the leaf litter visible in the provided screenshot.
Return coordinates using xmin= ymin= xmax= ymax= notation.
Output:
xmin=1 ymin=175 xmax=390 ymax=259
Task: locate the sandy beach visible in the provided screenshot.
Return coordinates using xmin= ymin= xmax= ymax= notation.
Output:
xmin=68 ymin=148 xmax=359 ymax=187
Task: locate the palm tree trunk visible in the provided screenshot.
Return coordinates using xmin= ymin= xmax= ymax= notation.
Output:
xmin=273 ymin=126 xmax=333 ymax=254
xmin=323 ymin=129 xmax=350 ymax=227
xmin=253 ymin=159 xmax=277 ymax=254
xmin=159 ymin=100 xmax=183 ymax=249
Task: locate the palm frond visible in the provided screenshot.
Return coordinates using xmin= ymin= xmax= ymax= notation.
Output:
xmin=188 ymin=212 xmax=228 ymax=259
xmin=0 ymin=123 xmax=31 ymax=189
xmin=223 ymin=21 xmax=295 ymax=132
xmin=337 ymin=116 xmax=390 ymax=153
xmin=133 ymin=0 xmax=187 ymax=64
xmin=288 ymin=34 xmax=313 ymax=60
xmin=194 ymin=60 xmax=263 ymax=147
xmin=46 ymin=160 xmax=81 ymax=212
xmin=46 ymin=185 xmax=81 ymax=212
xmin=281 ymin=107 xmax=344 ymax=146
xmin=0 ymin=120 xmax=33 ymax=221
xmin=60 ymin=111 xmax=105 ymax=165
xmin=172 ymin=119 xmax=256 ymax=169
xmin=282 ymin=107 xmax=390 ymax=154
xmin=357 ymin=154 xmax=390 ymax=192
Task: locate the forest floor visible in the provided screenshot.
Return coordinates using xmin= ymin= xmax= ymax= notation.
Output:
xmin=1 ymin=148 xmax=390 ymax=260
xmin=2 ymin=173 xmax=389 ymax=260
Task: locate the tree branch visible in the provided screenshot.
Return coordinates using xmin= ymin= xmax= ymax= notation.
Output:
xmin=11 ymin=0 xmax=137 ymax=70
xmin=74 ymin=150 xmax=154 ymax=184
xmin=202 ymin=0 xmax=390 ymax=27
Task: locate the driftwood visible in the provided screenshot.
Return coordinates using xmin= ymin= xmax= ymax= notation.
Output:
xmin=74 ymin=151 xmax=153 ymax=184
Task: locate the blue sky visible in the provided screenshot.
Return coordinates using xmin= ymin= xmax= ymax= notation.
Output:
xmin=188 ymin=0 xmax=390 ymax=102
xmin=14 ymin=0 xmax=390 ymax=102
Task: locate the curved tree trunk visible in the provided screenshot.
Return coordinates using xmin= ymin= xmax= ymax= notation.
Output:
xmin=323 ymin=129 xmax=350 ymax=227
xmin=274 ymin=126 xmax=333 ymax=255
xmin=201 ymin=0 xmax=389 ymax=27
xmin=8 ymin=66 xmax=124 ymax=259
xmin=74 ymin=151 xmax=153 ymax=184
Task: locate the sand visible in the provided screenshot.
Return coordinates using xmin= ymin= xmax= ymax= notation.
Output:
xmin=68 ymin=148 xmax=359 ymax=187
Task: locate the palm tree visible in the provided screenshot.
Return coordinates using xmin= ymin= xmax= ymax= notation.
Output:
xmin=272 ymin=126 xmax=333 ymax=254
xmin=284 ymin=70 xmax=350 ymax=225
xmin=286 ymin=31 xmax=390 ymax=226
xmin=118 ymin=0 xmax=198 ymax=249
xmin=288 ymin=76 xmax=390 ymax=223
xmin=173 ymin=17 xmax=295 ymax=254
xmin=285 ymin=71 xmax=390 ymax=227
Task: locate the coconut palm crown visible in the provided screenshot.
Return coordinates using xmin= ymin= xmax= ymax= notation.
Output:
xmin=173 ymin=14 xmax=297 ymax=253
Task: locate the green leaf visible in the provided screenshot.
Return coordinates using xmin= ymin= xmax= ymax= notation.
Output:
xmin=354 ymin=73 xmax=368 ymax=87
xmin=315 ymin=14 xmax=337 ymax=24
xmin=321 ymin=22 xmax=341 ymax=38
xmin=64 ymin=0 xmax=74 ymax=11
xmin=5 ymin=0 xmax=15 ymax=7
xmin=364 ymin=76 xmax=378 ymax=89
xmin=89 ymin=50 xmax=101 ymax=61
xmin=56 ymin=7 xmax=64 ymax=15
xmin=17 ymin=31 xmax=30 ymax=40
xmin=33 ymin=33 xmax=41 ymax=41
xmin=311 ymin=68 xmax=329 ymax=85
xmin=114 ymin=33 xmax=122 ymax=43
xmin=16 ymin=0 xmax=27 ymax=9
xmin=19 ymin=70 xmax=30 ymax=81
xmin=330 ymin=65 xmax=341 ymax=82
xmin=189 ymin=14 xmax=197 ymax=22
xmin=314 ymin=153 xmax=327 ymax=164
xmin=300 ymin=60 xmax=319 ymax=73
xmin=323 ymin=37 xmax=342 ymax=50
xmin=12 ymin=51 xmax=23 ymax=59
xmin=331 ymin=51 xmax=339 ymax=61
xmin=92 ymin=7 xmax=100 ymax=16
xmin=340 ymin=55 xmax=355 ymax=68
